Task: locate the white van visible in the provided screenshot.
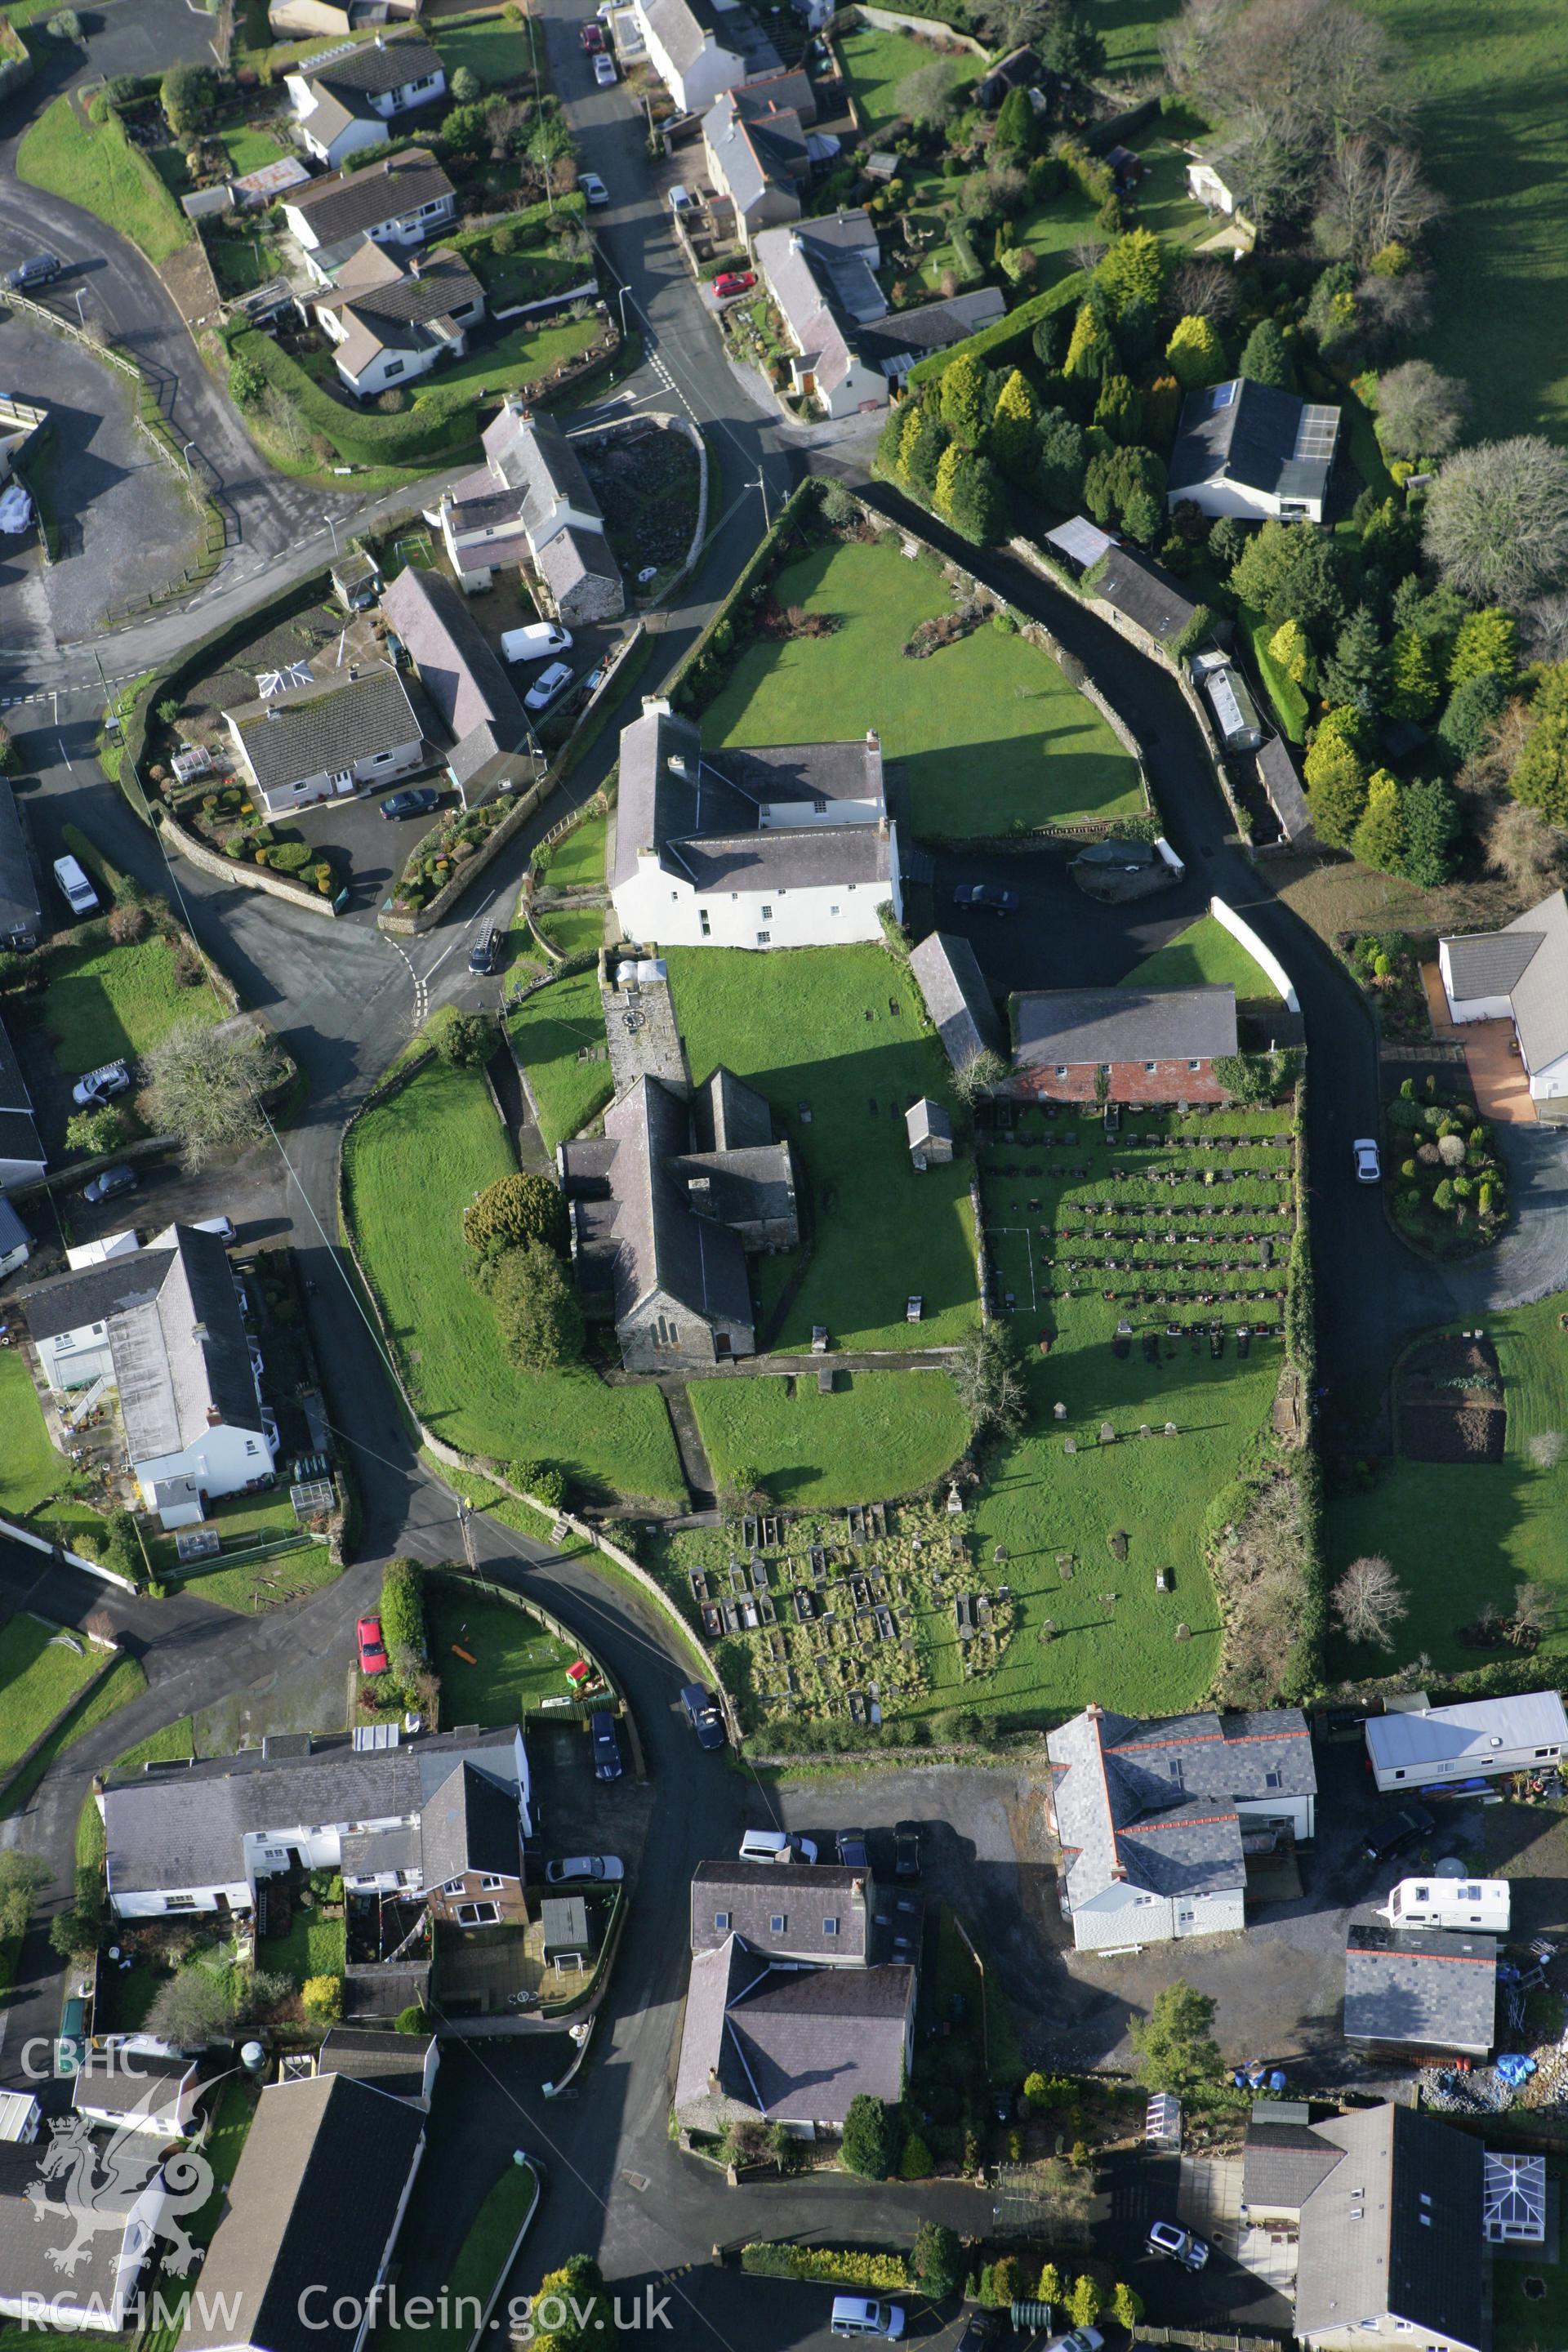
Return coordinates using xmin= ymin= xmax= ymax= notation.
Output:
xmin=53 ymin=855 xmax=99 ymax=917
xmin=191 ymin=1216 xmax=237 ymax=1244
xmin=501 ymin=621 xmax=572 ymax=664
xmin=738 ymin=1828 xmax=817 ymax=1864
xmin=830 ymin=2300 xmax=905 ymax=2340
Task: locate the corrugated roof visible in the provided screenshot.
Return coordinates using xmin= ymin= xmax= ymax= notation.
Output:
xmin=1365 ymin=1690 xmax=1568 ymax=1774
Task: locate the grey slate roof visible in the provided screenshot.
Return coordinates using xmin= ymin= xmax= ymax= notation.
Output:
xmin=755 ymin=210 xmax=884 ymax=397
xmin=74 ymin=2047 xmax=195 ymax=2118
xmin=909 ymin=930 xmax=1004 ymax=1072
xmin=703 ymin=88 xmax=808 ymax=212
xmin=0 ymin=779 xmax=40 ymax=946
xmin=1365 ymin=1689 xmax=1568 ymax=1777
xmin=101 ymin=1726 xmax=523 ymax=1898
xmin=1013 ymin=985 xmax=1238 ymax=1069
xmin=612 ymin=703 xmax=887 ymax=896
xmin=1443 ymin=890 xmax=1568 ymax=1074
xmin=1047 ymin=1704 xmax=1316 ymax=1912
xmin=0 ymin=2136 xmax=159 ymax=2318
xmin=1091 ymin=543 xmax=1201 ymax=644
xmin=418 ymin=1758 xmax=522 ymax=1887
xmin=178 ymin=2074 xmax=425 ymax=2352
xmin=691 ymin=1860 xmax=872 ymax=1962
xmin=641 ymin=0 xmax=727 ymax=74
xmin=597 ymin=1076 xmax=755 ymax=1331
xmin=1255 ymin=733 xmax=1312 ymax=842
xmin=285 ymin=147 xmax=452 ymax=248
xmin=1343 ymin=1915 xmax=1497 ymax=2056
xmin=0 ymin=1197 xmax=28 ymax=1258
xmin=1294 ymin=2104 xmax=1486 ymax=2350
xmin=723 ymin=1960 xmax=912 ymax=2123
xmin=1169 ymin=376 xmax=1341 ymax=507
xmin=537 ymin=524 xmax=621 ymax=602
xmin=853 ymin=285 xmax=1007 ymax=369
xmin=319 ymin=2026 xmax=434 ymax=2103
xmin=693 ymin=1066 xmax=773 ymax=1153
xmin=483 ymin=405 xmax=605 ymax=538
xmin=906 ymin=1097 xmax=951 ymax=1149
xmin=310 ymin=33 xmax=443 ymax=97
xmin=0 ymin=1016 xmax=43 ymax=1178
xmin=22 ymin=1224 xmax=260 ymax=1466
xmin=381 ymin=563 xmax=533 ymax=774
xmin=227 ymin=664 xmax=420 ymax=794
xmin=1242 ymin=2120 xmax=1344 ymax=2212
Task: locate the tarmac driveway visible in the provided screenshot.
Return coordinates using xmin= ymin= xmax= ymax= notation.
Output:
xmin=932 ymin=844 xmax=1208 ymax=1000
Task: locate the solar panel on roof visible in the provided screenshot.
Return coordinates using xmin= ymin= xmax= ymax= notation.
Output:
xmin=1293 ymin=405 xmax=1340 ymax=461
xmin=1211 ymin=380 xmax=1236 ymax=409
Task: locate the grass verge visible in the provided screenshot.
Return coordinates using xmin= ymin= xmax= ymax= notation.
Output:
xmin=17 ymin=97 xmax=190 ymax=265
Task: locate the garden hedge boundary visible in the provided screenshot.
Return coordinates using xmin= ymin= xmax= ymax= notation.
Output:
xmin=229 ymin=329 xmax=482 ymax=471
xmin=905 ymin=268 xmax=1086 ymax=386
xmin=741 ymin=2244 xmax=912 ymax=2289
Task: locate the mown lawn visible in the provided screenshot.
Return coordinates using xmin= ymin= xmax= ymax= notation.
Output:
xmin=535 ymin=808 xmax=606 ymax=889
xmin=691 ymin=1370 xmax=969 ymax=1508
xmin=43 ymin=932 xmax=225 ymax=1076
xmin=412 ymin=314 xmax=600 ymax=410
xmin=700 ymin=539 xmax=1143 ymax=839
xmin=1120 ymin=913 xmax=1283 ymax=1001
xmin=427 ymin=1582 xmax=583 ymax=1718
xmin=257 ymin=1905 xmax=345 ymax=1988
xmin=0 ymin=1349 xmax=71 ymax=1518
xmin=506 ymin=967 xmax=612 ymax=1152
xmin=0 ymin=1616 xmax=104 ymax=1784
xmin=17 ymin=97 xmax=190 ymax=265
xmin=534 ymin=904 xmax=604 ymax=960
xmin=343 ymin=1054 xmax=683 ymax=1505
xmin=666 ymin=943 xmax=978 ymax=1352
xmin=0 ymin=1655 xmax=148 ymax=1821
xmin=1325 ymin=1295 xmax=1568 ymax=1680
xmin=838 ymin=24 xmax=974 ymax=130
xmin=434 ymin=19 xmax=535 ymax=86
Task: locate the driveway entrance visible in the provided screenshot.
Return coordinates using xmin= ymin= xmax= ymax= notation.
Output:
xmin=1422 ymin=964 xmax=1535 ymax=1123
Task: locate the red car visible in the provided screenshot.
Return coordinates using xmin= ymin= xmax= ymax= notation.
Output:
xmin=712 ymin=270 xmax=756 ymax=301
xmin=356 ymin=1615 xmax=389 ymax=1675
xmin=580 ymin=20 xmax=604 ymax=49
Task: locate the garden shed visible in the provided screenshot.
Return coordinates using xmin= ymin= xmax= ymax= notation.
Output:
xmin=905 ymin=1097 xmax=953 ymax=1170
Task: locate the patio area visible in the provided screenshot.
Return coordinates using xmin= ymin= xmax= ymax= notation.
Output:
xmin=1422 ymin=963 xmax=1537 ymax=1124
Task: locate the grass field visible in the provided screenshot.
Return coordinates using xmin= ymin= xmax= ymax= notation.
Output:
xmin=690 ymin=1370 xmax=970 ymax=1508
xmin=838 ymin=24 xmax=974 ymax=131
xmin=0 ymin=1655 xmax=147 ymax=1822
xmin=258 ymin=1904 xmax=345 ymax=1988
xmin=666 ymin=943 xmax=978 ymax=1351
xmin=506 ymin=967 xmax=612 ymax=1151
xmin=1325 ymin=1294 xmax=1568 ymax=1680
xmin=434 ymin=19 xmax=535 ymax=84
xmin=534 ymin=904 xmax=604 ymax=960
xmin=535 ymin=807 xmax=607 ymax=889
xmin=427 ymin=1582 xmax=583 ymax=1718
xmin=411 ymin=314 xmax=600 ymax=410
xmin=43 ymin=932 xmax=225 ymax=1076
xmin=701 ymin=540 xmax=1142 ymax=839
xmin=17 ymin=98 xmax=190 ymax=265
xmin=1120 ymin=913 xmax=1284 ymax=1001
xmin=0 ymin=1350 xmax=72 ymax=1519
xmin=0 ymin=1616 xmax=104 ymax=1784
xmin=344 ymin=1054 xmax=683 ymax=1505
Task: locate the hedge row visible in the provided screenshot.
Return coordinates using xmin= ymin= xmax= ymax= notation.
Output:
xmin=448 ymin=189 xmax=586 ymax=261
xmin=229 ymin=329 xmax=479 ymax=470
xmin=905 ymin=267 xmax=1087 ymax=387
xmin=740 ymin=2244 xmax=911 ymax=2290
xmin=1281 ymin=1072 xmax=1325 ymax=1699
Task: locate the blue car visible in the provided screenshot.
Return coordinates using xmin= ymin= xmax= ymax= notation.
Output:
xmin=590 ymin=1710 xmax=622 ymax=1782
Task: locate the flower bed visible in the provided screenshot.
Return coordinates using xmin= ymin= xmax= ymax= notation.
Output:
xmin=1341 ymin=931 xmax=1431 ymax=1041
xmin=159 ymin=773 xmax=340 ymax=900
xmin=1387 ymin=1073 xmax=1509 ymax=1257
xmin=393 ymin=795 xmax=519 ymax=913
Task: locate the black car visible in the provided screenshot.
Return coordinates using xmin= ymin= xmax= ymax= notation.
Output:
xmin=953 ymin=883 xmax=1019 ymax=913
xmin=836 ymin=1828 xmax=870 ymax=1870
xmin=893 ymin=1821 xmax=921 ymax=1880
xmin=590 ymin=1710 xmax=623 ymax=1783
xmin=380 ymin=786 xmax=441 ymax=821
xmin=954 ymin=2318 xmax=998 ymax=2352
xmin=1361 ymin=1802 xmax=1437 ymax=1864
xmin=679 ymin=1683 xmax=725 ymax=1751
xmin=468 ymin=926 xmax=501 ymax=976
xmin=7 ymin=252 xmax=61 ymax=292
xmin=82 ymin=1165 xmax=136 ymax=1205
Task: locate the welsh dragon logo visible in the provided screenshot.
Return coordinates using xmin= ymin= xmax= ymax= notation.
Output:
xmin=26 ymin=2103 xmax=215 ymax=2278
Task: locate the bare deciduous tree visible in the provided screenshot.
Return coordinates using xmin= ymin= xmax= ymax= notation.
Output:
xmin=897 ymin=61 xmax=960 ymax=128
xmin=951 ymin=1326 xmax=1027 ymax=1437
xmin=1481 ymin=796 xmax=1568 ymax=901
xmin=1316 ymin=136 xmax=1442 ymax=264
xmin=1373 ymin=359 xmax=1469 ymax=463
xmin=1352 ymin=268 xmax=1434 ymax=359
xmin=1424 ymin=437 xmax=1568 ymax=608
xmin=1513 ymin=1581 xmax=1557 ymax=1639
xmin=974 ymin=0 xmax=1054 ymax=50
xmin=1220 ymin=109 xmax=1320 ymax=238
xmin=1521 ymin=591 xmax=1568 ymax=663
xmin=1330 ymin=1553 xmax=1409 ymax=1650
xmin=1168 ymin=256 xmax=1241 ymax=327
xmin=1169 ymin=0 xmax=1410 ymax=158
xmin=145 ymin=1018 xmax=283 ymax=1173
xmin=951 ymin=1047 xmax=1008 ymax=1107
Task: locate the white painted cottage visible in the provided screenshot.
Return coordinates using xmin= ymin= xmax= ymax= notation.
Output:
xmin=1439 ymin=889 xmax=1568 ymax=1124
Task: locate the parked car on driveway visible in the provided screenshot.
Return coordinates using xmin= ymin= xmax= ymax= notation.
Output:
xmin=381 ymin=786 xmax=441 ymax=821
xmin=580 ymin=20 xmax=604 ymax=47
xmin=836 ymin=1829 xmax=870 ymax=1869
xmin=739 ymin=1827 xmax=817 ymax=1864
xmin=590 ymin=1710 xmax=622 ymax=1781
xmin=72 ymin=1060 xmax=130 ymax=1107
xmin=577 ymin=171 xmax=609 ymax=207
xmin=7 ymin=252 xmax=61 ymax=292
xmin=1361 ymin=1802 xmax=1437 ymax=1863
xmin=545 ymin=1855 xmax=624 ymax=1883
xmin=668 ymin=185 xmax=694 ymax=212
xmin=953 ymin=882 xmax=1019 ymax=913
xmin=893 ymin=1821 xmax=920 ymax=1880
xmin=1147 ymin=2219 xmax=1208 ymax=2270
xmin=680 ymin=1684 xmax=725 ymax=1750
xmin=501 ymin=621 xmax=572 ymax=663
xmin=593 ymin=50 xmax=617 ymax=83
xmin=356 ymin=1616 xmax=388 ymax=1675
xmin=525 ymin=661 xmax=574 ymax=713
xmin=712 ymin=270 xmax=756 ymax=300
xmin=468 ymin=927 xmax=501 ymax=976
xmin=1352 ymin=1136 xmax=1381 ymax=1183
xmin=83 ymin=1165 xmax=136 ymax=1205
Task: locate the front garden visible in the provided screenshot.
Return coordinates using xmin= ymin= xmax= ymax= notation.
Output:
xmin=506 ymin=966 xmax=612 ymax=1154
xmin=693 ymin=522 xmax=1143 ymax=842
xmin=1386 ymin=1071 xmax=1509 ymax=1256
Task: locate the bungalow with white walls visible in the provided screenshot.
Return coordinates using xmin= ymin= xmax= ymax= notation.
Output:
xmin=282 ymin=147 xmax=456 ymax=285
xmin=1364 ymin=1690 xmax=1568 ymax=1793
xmin=1438 ymin=890 xmax=1568 ymax=1124
xmin=224 ymin=662 xmax=424 ymax=818
xmin=286 ymin=33 xmax=446 ymax=168
xmin=612 ymin=700 xmax=901 ymax=951
xmin=303 ymin=240 xmax=484 ymax=400
xmin=21 ymin=1223 xmax=275 ymax=1528
xmin=1168 ymin=378 xmax=1342 ymax=523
